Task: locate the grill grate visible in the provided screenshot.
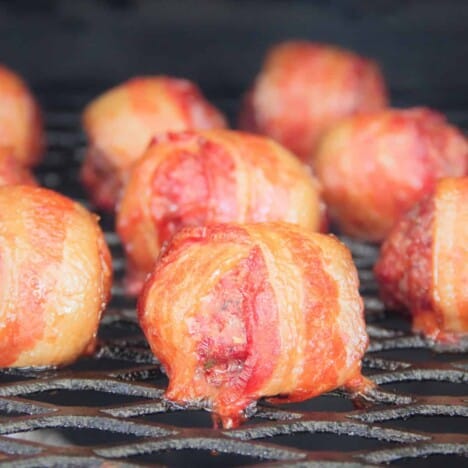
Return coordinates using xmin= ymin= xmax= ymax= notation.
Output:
xmin=0 ymin=86 xmax=466 ymax=467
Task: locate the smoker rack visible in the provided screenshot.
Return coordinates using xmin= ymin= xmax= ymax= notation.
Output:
xmin=0 ymin=85 xmax=466 ymax=468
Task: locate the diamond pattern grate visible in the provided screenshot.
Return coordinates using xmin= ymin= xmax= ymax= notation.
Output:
xmin=0 ymin=87 xmax=466 ymax=467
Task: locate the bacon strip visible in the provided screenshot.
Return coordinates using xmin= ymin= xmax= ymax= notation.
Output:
xmin=138 ymin=222 xmax=368 ymax=428
xmin=118 ymin=130 xmax=324 ymax=296
xmin=239 ymin=41 xmax=387 ymax=163
xmin=432 ymin=178 xmax=468 ymax=335
xmin=0 ymin=65 xmax=44 ymax=167
xmin=81 ymin=76 xmax=226 ymax=210
xmin=375 ymin=177 xmax=468 ymax=342
xmin=0 ymin=186 xmax=112 ymax=367
xmin=314 ymin=108 xmax=468 ymax=241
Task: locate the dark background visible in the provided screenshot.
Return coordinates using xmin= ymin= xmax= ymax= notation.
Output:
xmin=0 ymin=0 xmax=467 ymax=108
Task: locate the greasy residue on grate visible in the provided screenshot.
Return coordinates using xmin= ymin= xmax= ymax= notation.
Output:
xmin=0 ymin=87 xmax=466 ymax=467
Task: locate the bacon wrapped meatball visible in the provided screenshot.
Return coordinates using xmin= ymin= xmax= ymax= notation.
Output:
xmin=314 ymin=108 xmax=468 ymax=242
xmin=81 ymin=76 xmax=227 ymax=210
xmin=0 ymin=146 xmax=36 ymax=186
xmin=139 ymin=222 xmax=370 ymax=428
xmin=0 ymin=186 xmax=112 ymax=368
xmin=239 ymin=41 xmax=387 ymax=164
xmin=375 ymin=177 xmax=468 ymax=343
xmin=0 ymin=65 xmax=44 ymax=166
xmin=117 ymin=129 xmax=325 ymax=295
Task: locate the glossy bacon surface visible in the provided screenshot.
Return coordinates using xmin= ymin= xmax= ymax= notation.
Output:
xmin=117 ymin=129 xmax=324 ymax=295
xmin=314 ymin=108 xmax=468 ymax=242
xmin=81 ymin=76 xmax=227 ymax=210
xmin=0 ymin=146 xmax=37 ymax=186
xmin=0 ymin=65 xmax=44 ymax=166
xmin=375 ymin=177 xmax=468 ymax=342
xmin=138 ymin=222 xmax=370 ymax=428
xmin=239 ymin=41 xmax=387 ymax=164
xmin=0 ymin=186 xmax=112 ymax=367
